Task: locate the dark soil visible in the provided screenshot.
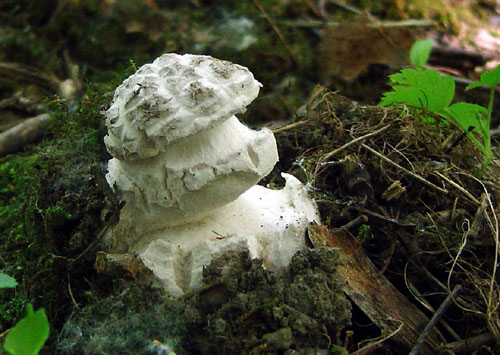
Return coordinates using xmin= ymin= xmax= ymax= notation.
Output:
xmin=57 ymin=249 xmax=351 ymax=354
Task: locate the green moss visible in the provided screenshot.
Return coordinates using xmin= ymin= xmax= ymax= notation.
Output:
xmin=0 ymin=67 xmax=140 ymax=349
xmin=56 ymin=285 xmax=192 ymax=354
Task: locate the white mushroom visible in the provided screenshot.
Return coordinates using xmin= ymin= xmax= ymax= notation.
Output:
xmin=104 ymin=53 xmax=319 ymax=296
xmin=105 ymin=54 xmax=277 ymax=231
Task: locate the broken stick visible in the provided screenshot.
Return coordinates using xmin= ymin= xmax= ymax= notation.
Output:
xmin=0 ymin=113 xmax=50 ymax=157
xmin=308 ymin=224 xmax=443 ymax=353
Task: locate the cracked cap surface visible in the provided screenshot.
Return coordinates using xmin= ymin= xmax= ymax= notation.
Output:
xmin=104 ymin=53 xmax=262 ymax=161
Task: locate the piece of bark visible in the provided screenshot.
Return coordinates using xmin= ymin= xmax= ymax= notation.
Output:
xmin=308 ymin=224 xmax=443 ymax=353
xmin=0 ymin=113 xmax=50 ymax=157
xmin=95 ymin=251 xmax=153 ymax=282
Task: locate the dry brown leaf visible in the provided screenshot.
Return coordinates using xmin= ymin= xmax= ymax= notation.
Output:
xmin=318 ymin=15 xmax=416 ymax=82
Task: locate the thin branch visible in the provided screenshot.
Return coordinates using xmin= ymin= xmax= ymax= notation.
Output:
xmin=322 ymin=124 xmax=391 ymax=161
xmin=313 ymin=123 xmax=392 ymax=180
xmin=352 ymin=320 xmax=404 ymax=354
xmin=434 ymin=171 xmax=480 ymax=205
xmin=361 ymin=143 xmax=449 ymax=194
xmin=405 ymin=278 xmax=461 ymax=341
xmin=278 ymin=18 xmax=435 ymax=28
xmin=272 ymin=119 xmax=310 ymax=134
xmin=0 ymin=114 xmax=51 ymax=157
xmin=339 ymin=214 xmax=369 ymax=230
xmin=252 ymin=0 xmax=297 ymax=66
xmin=440 ymin=332 xmax=497 ymax=353
xmin=67 ymin=274 xmax=80 ymax=309
xmin=329 ymin=0 xmax=363 ymax=14
xmin=409 ymin=285 xmax=464 ymax=355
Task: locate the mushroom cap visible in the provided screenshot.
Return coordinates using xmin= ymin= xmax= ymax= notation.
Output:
xmin=104 ymin=53 xmax=262 ymax=161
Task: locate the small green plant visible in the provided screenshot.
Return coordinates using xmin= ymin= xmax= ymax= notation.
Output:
xmin=356 ymin=224 xmax=372 ymax=244
xmin=0 ymin=273 xmax=49 ymax=355
xmin=409 ymin=38 xmax=433 ymax=67
xmin=380 ymin=39 xmax=499 ymax=173
xmin=463 ymin=64 xmax=500 ymax=170
xmin=0 ymin=273 xmax=18 ymax=289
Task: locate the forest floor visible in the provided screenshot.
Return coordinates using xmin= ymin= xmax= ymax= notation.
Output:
xmin=0 ymin=1 xmax=499 ymax=354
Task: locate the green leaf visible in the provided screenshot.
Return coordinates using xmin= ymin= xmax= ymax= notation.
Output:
xmin=380 ymin=68 xmax=455 ymax=113
xmin=0 ymin=273 xmax=18 ymax=289
xmin=3 ymin=304 xmax=50 ymax=355
xmin=466 ymin=64 xmax=500 ymax=90
xmin=410 ymin=39 xmax=433 ymax=67
xmin=445 ymin=102 xmax=488 ymax=135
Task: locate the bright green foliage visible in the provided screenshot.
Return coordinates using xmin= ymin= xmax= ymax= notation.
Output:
xmin=3 ymin=304 xmax=49 ymax=355
xmin=463 ymin=63 xmax=500 ymax=172
xmin=466 ymin=64 xmax=500 ymax=90
xmin=380 ymin=65 xmax=498 ymax=173
xmin=409 ymin=39 xmax=433 ymax=67
xmin=0 ymin=273 xmax=18 ymax=289
xmin=446 ymin=102 xmax=488 ymax=134
xmin=1 ymin=274 xmax=49 ymax=354
xmin=380 ymin=68 xmax=454 ymax=113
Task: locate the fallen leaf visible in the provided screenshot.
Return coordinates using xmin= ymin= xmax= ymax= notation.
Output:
xmin=318 ymin=15 xmax=416 ymax=81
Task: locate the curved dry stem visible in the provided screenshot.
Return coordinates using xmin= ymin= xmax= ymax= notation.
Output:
xmin=443 ymin=173 xmax=500 ymax=338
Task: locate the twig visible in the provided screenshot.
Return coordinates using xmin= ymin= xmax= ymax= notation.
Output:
xmin=272 ymin=119 xmax=310 ymax=134
xmin=451 ymin=197 xmax=459 ymax=222
xmin=405 ymin=277 xmax=461 ymax=341
xmin=0 ymin=95 xmax=44 ymax=113
xmin=252 ymin=0 xmax=297 ymax=67
xmin=68 ymin=201 xmax=125 ymax=270
xmin=409 ymin=285 xmax=464 ymax=355
xmin=322 ymin=124 xmax=391 ymax=161
xmin=278 ymin=18 xmax=435 ymax=28
xmin=360 ymin=208 xmax=416 ymax=228
xmin=372 ymin=19 xmax=436 ymax=27
xmin=440 ymin=332 xmax=496 ymax=353
xmin=490 ymin=127 xmax=500 ymax=136
xmin=434 ymin=171 xmax=480 ymax=205
xmin=317 ymin=0 xmax=328 ymax=18
xmin=339 ymin=214 xmax=369 ymax=230
xmin=361 ymin=143 xmax=449 ymax=194
xmin=67 ymin=274 xmax=79 ymax=309
xmin=0 ymin=113 xmax=51 ymax=157
xmin=352 ymin=320 xmax=404 ymax=355
xmin=313 ymin=123 xmax=391 ymax=179
xmin=329 ymin=0 xmax=362 ymax=14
